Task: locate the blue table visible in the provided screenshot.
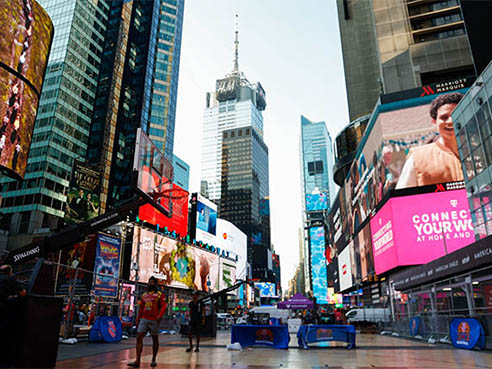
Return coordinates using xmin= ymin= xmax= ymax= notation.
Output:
xmin=297 ymin=325 xmax=356 ymax=349
xmin=231 ymin=325 xmax=290 ymax=349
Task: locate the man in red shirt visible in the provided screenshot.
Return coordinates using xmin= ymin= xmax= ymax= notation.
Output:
xmin=128 ymin=277 xmax=166 ymax=368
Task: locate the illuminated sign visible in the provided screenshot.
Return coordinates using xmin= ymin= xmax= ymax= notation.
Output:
xmin=370 ymin=189 xmax=474 ymax=274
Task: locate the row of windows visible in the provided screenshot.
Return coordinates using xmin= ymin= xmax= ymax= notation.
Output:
xmin=411 ymin=12 xmax=462 ymax=31
xmin=2 ymin=193 xmax=65 ymax=212
xmin=414 ymin=26 xmax=464 ymax=43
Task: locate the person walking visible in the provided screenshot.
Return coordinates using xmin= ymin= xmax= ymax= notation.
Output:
xmin=187 ymin=291 xmax=204 ymax=352
xmin=128 ymin=277 xmax=166 ymax=368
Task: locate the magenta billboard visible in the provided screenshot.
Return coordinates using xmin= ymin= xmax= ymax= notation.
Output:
xmin=370 ymin=189 xmax=474 ymax=274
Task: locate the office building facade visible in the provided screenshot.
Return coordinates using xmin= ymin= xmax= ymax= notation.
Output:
xmin=86 ymin=0 xmax=184 ymax=210
xmin=452 ymin=61 xmax=492 ymax=240
xmin=299 ymin=116 xmax=336 ymax=299
xmin=337 ymin=0 xmax=475 ymax=121
xmin=0 ymin=0 xmax=110 ymax=245
xmin=219 ymin=126 xmax=271 ymax=280
xmin=172 ymin=154 xmax=190 ymax=191
xmin=200 ymin=28 xmax=266 ymax=203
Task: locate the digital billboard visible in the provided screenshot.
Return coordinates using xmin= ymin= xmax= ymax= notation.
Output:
xmin=309 ymin=226 xmax=328 ymax=304
xmin=338 ymin=244 xmax=353 ymax=292
xmin=65 ymin=161 xmax=101 ymax=224
xmin=93 ymin=233 xmax=122 ymax=298
xmin=370 ymin=189 xmax=474 ymax=275
xmin=216 ymin=218 xmax=247 ymax=279
xmin=357 ymin=223 xmax=374 ymax=281
xmin=0 ymin=0 xmax=53 ymax=179
xmin=327 ymin=287 xmax=343 ymax=305
xmin=344 ymin=91 xmax=467 ymax=236
xmin=255 ymin=282 xmax=277 ymax=298
xmin=195 ymin=193 xmax=217 ymax=245
xmin=138 ymin=181 xmax=189 ymax=238
xmin=131 ymin=226 xmax=220 ymax=292
xmin=305 ymin=193 xmax=328 ymax=212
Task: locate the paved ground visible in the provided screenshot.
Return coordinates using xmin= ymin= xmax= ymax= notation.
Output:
xmin=56 ymin=331 xmax=492 ymax=368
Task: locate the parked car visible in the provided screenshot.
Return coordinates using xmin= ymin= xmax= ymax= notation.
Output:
xmin=217 ymin=313 xmax=234 ymax=329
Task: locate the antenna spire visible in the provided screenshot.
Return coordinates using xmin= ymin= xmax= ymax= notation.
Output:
xmin=233 ymin=14 xmax=239 ymax=73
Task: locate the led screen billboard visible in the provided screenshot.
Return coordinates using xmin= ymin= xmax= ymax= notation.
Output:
xmin=131 ymin=226 xmax=220 ymax=292
xmin=344 ymin=91 xmax=467 ymax=236
xmin=195 ymin=193 xmax=217 ymax=245
xmin=216 ymin=218 xmax=247 ymax=279
xmin=338 ymin=244 xmax=353 ymax=292
xmin=305 ymin=193 xmax=328 ymax=212
xmin=370 ymin=189 xmax=474 ymax=275
xmin=138 ymin=181 xmax=189 ymax=237
xmin=0 ymin=0 xmax=53 ymax=179
xmin=309 ymin=226 xmax=328 ymax=304
xmin=65 ymin=161 xmax=101 ymax=224
xmin=327 ymin=287 xmax=343 ymax=305
xmin=255 ymin=282 xmax=277 ymax=298
xmin=357 ymin=223 xmax=374 ymax=281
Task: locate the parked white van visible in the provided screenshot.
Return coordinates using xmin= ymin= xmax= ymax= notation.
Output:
xmin=250 ymin=306 xmax=290 ymax=321
xmin=236 ymin=306 xmax=290 ymax=325
xmin=346 ymin=308 xmax=391 ymax=323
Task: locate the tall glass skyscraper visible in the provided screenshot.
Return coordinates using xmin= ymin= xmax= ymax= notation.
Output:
xmin=86 ymin=0 xmax=184 ymax=210
xmin=299 ymin=115 xmax=336 ymax=299
xmin=200 ymin=27 xmax=266 ymax=203
xmin=0 ymin=0 xmax=110 ymax=246
xmin=300 ymin=115 xmax=336 ymax=209
xmin=0 ymin=0 xmax=184 ymax=248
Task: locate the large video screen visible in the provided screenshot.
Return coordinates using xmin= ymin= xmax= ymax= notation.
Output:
xmin=0 ymin=0 xmax=53 ymax=179
xmin=138 ymin=181 xmax=189 ymax=237
xmin=357 ymin=223 xmax=374 ymax=281
xmin=345 ymin=91 xmax=467 ymax=235
xmin=309 ymin=226 xmax=328 ymax=304
xmin=305 ymin=193 xmax=328 ymax=212
xmin=195 ymin=193 xmax=217 ymax=244
xmin=131 ymin=226 xmax=220 ymax=292
xmin=370 ymin=189 xmax=474 ymax=274
xmin=0 ymin=0 xmax=53 ymax=93
xmin=255 ymin=282 xmax=277 ymax=298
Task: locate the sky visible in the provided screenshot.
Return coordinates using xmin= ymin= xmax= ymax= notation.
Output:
xmin=173 ymin=0 xmax=350 ymax=291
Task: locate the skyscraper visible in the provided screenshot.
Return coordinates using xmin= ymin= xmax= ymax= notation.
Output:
xmin=0 ymin=0 xmax=110 ymax=246
xmin=86 ymin=0 xmax=184 ymax=210
xmin=299 ymin=115 xmax=336 ymax=300
xmin=300 ymin=115 xmax=336 ymax=211
xmin=200 ymin=18 xmax=266 ymax=204
xmin=337 ymin=0 xmax=475 ymax=121
xmin=0 ymin=0 xmax=185 ymax=248
xmin=201 ymin=19 xmax=271 ymax=280
xmin=219 ymin=126 xmax=271 ymax=279
xmin=172 ymin=154 xmax=190 ymax=191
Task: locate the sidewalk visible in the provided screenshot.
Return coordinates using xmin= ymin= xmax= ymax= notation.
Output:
xmin=57 ymin=334 xmax=193 ymax=362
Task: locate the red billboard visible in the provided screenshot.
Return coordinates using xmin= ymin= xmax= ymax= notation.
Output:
xmin=138 ymin=181 xmax=189 ymax=237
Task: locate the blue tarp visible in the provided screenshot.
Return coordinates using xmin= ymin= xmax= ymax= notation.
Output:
xmin=231 ymin=325 xmax=290 ymax=349
xmin=89 ymin=316 xmax=122 ymax=343
xmin=449 ymin=318 xmax=485 ymax=350
xmin=297 ymin=325 xmax=356 ymax=349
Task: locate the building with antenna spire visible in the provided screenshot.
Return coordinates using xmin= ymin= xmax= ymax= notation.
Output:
xmin=200 ymin=16 xmax=274 ymax=283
